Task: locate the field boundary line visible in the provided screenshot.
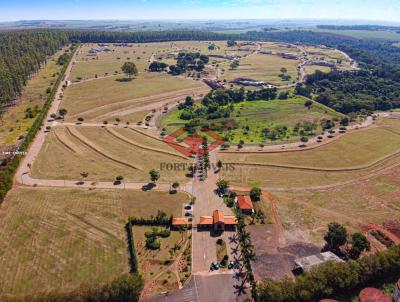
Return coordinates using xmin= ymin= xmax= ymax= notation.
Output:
xmin=105 ymin=128 xmax=189 ymax=160
xmin=222 ymin=148 xmax=400 ymax=172
xmin=66 ymin=126 xmax=143 ymax=171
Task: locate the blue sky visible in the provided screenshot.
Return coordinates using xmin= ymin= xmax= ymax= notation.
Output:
xmin=0 ymin=0 xmax=399 ymax=22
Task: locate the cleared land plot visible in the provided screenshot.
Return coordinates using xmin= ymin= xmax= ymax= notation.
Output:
xmin=0 ymin=49 xmax=64 ymax=145
xmin=62 ymin=73 xmax=205 ymax=122
xmin=303 ymin=64 xmax=331 ymax=74
xmin=30 ymin=126 xmax=191 ymax=182
xmin=274 ymin=164 xmax=400 ymax=244
xmin=220 ymin=54 xmax=300 ymax=85
xmin=220 ymin=118 xmax=400 ymax=189
xmin=160 ymin=97 xmax=343 ymax=143
xmin=260 ymin=42 xmax=302 ymax=54
xmin=0 ymin=187 xmax=189 ymax=295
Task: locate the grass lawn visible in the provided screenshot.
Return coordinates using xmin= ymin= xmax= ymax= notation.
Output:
xmin=0 ymin=48 xmax=64 ymax=146
xmin=31 ymin=126 xmax=191 ymax=183
xmin=220 ymin=54 xmax=300 ymax=85
xmin=216 ymin=239 xmax=228 ymax=263
xmin=160 ymin=97 xmax=343 ymax=143
xmin=62 ymin=72 xmax=205 ymax=122
xmin=220 ymin=118 xmax=400 ymax=189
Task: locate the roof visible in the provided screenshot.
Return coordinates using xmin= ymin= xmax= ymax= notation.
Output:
xmin=199 ymin=216 xmax=213 ymax=225
xmin=172 ymin=218 xmax=190 ymax=226
xmin=237 ymin=195 xmax=254 ymax=210
xmin=213 ymin=210 xmax=224 ymax=223
xmin=359 ymin=288 xmax=392 ymax=302
xmin=294 ymin=252 xmax=344 ymax=271
xmin=223 ymin=216 xmax=238 ymax=225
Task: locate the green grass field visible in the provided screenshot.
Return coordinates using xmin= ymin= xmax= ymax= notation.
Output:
xmin=0 ymin=187 xmax=190 ymax=295
xmin=160 ymin=97 xmax=343 ymax=143
xmin=0 ymin=49 xmax=64 ymax=145
xmin=31 ymin=126 xmax=191 ymax=183
xmin=220 ymin=118 xmax=400 ymax=189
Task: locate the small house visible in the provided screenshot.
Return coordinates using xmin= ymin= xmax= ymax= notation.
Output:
xmin=236 ymin=195 xmax=254 ymax=214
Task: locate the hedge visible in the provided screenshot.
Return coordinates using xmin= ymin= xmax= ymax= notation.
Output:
xmin=0 ymin=44 xmax=78 ymax=204
xmin=257 ymin=245 xmax=400 ymax=302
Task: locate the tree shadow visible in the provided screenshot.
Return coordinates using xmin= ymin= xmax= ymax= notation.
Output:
xmin=115 ymin=77 xmax=133 ymax=82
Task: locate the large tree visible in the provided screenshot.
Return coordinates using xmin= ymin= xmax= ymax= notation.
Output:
xmin=324 ymin=222 xmax=348 ymax=252
xmin=350 ymin=232 xmax=371 ymax=259
xmin=121 ymin=62 xmax=138 ymax=79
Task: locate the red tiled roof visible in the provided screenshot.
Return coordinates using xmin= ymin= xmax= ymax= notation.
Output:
xmin=213 ymin=210 xmax=224 ymax=223
xmin=237 ymin=195 xmax=254 ymax=210
xmin=172 ymin=218 xmax=190 ymax=226
xmin=223 ymin=216 xmax=238 ymax=225
xmin=199 ymin=216 xmax=213 ymax=225
xmin=359 ymin=288 xmax=392 ymax=302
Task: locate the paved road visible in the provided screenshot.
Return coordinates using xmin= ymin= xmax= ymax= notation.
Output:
xmin=145 ymin=273 xmax=250 ymax=302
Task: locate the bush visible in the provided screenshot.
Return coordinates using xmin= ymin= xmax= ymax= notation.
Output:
xmin=158 ymin=229 xmax=171 ymax=238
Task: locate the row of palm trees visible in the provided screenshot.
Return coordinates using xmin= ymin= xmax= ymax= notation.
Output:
xmin=235 ymin=210 xmax=259 ymax=301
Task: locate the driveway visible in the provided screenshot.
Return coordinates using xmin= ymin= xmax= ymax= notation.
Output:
xmin=144 ymin=273 xmax=250 ymax=302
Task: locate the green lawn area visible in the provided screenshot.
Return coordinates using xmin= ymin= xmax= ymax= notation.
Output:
xmin=160 ymin=97 xmax=343 ymax=143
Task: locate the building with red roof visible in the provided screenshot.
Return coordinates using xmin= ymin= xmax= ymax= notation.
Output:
xmin=236 ymin=195 xmax=254 ymax=214
xmin=199 ymin=210 xmax=237 ymax=231
xmin=359 ymin=288 xmax=392 ymax=302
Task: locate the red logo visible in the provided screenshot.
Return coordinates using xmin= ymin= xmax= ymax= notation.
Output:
xmin=163 ymin=128 xmax=223 ymax=157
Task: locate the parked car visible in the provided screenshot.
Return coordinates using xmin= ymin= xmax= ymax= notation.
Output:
xmin=210 ymin=262 xmax=220 ymax=271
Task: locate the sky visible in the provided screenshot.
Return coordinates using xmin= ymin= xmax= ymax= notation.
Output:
xmin=0 ymin=0 xmax=399 ymax=22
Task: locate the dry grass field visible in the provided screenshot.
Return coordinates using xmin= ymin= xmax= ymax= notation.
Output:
xmin=220 ymin=118 xmax=400 ymax=189
xmin=0 ymin=48 xmax=64 ymax=145
xmin=220 ymin=53 xmax=300 ymax=85
xmin=62 ymin=73 xmax=205 ymax=121
xmin=30 ymin=126 xmax=191 ymax=182
xmin=0 ymin=186 xmax=190 ymax=295
xmin=273 ymin=163 xmax=400 ymax=244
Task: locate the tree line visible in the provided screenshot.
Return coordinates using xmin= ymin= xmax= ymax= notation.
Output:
xmin=257 ymin=244 xmax=400 ymax=302
xmin=0 ymin=31 xmax=69 ymax=105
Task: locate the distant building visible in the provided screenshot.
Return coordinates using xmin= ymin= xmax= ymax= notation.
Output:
xmin=260 ymin=50 xmax=273 ymax=55
xmin=203 ymin=79 xmax=225 ymax=90
xmin=171 ymin=218 xmax=191 ymax=229
xmin=281 ymin=52 xmax=298 ymax=60
xmin=198 ymin=210 xmax=237 ymax=231
xmin=293 ymin=252 xmax=344 ymax=273
xmin=236 ymin=195 xmax=254 ymax=214
xmin=225 ymin=53 xmax=237 ymax=60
